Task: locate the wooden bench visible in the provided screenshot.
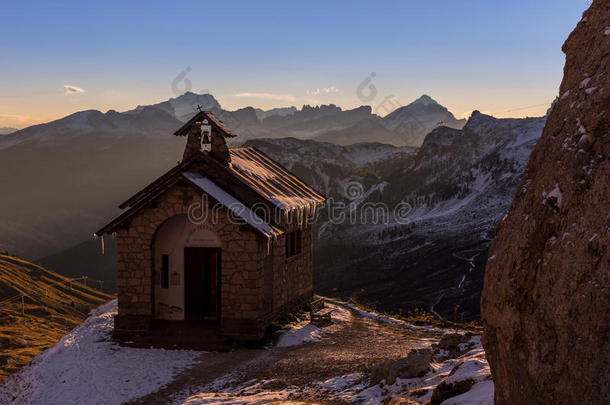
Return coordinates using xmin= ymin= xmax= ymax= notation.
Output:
xmin=310 ymin=298 xmax=334 ymax=326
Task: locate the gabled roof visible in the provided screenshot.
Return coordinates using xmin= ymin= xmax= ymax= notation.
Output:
xmin=96 ymin=114 xmax=326 ymax=237
xmin=183 ymin=172 xmax=283 ymax=237
xmin=173 ymin=111 xmax=237 ymax=137
xmin=229 ymin=147 xmax=326 ymax=210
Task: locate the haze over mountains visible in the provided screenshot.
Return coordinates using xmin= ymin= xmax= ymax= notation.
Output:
xmin=0 ymin=92 xmax=463 ymax=258
xmin=0 ymin=128 xmax=17 ymax=135
xmin=0 ymin=91 xmax=546 ymax=319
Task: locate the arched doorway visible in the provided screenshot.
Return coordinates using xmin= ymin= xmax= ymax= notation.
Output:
xmin=152 ymin=215 xmax=222 ymax=321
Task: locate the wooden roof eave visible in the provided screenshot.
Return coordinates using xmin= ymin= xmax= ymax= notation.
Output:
xmin=95 ymin=174 xmax=284 ymax=238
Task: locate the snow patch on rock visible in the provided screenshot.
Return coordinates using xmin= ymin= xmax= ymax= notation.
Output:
xmin=276 ymin=303 xmax=351 ymax=347
xmin=547 ymin=184 xmax=563 ymax=208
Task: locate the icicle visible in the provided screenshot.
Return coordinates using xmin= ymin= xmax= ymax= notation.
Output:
xmin=298 ymin=207 xmax=304 ymax=230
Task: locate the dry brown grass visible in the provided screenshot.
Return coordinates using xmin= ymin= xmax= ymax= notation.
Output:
xmin=0 ymin=254 xmax=114 ymax=381
xmin=343 ymin=296 xmax=483 ymax=333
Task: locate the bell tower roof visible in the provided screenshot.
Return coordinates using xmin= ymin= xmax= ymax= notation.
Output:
xmin=173 ymin=111 xmax=237 ymax=138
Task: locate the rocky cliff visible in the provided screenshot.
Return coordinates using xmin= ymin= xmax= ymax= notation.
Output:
xmin=481 ymin=2 xmax=609 ymax=404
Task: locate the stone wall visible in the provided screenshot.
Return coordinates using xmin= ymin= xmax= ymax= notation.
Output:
xmin=115 ymin=182 xmax=314 ymax=340
xmin=271 ymin=225 xmax=314 ymax=317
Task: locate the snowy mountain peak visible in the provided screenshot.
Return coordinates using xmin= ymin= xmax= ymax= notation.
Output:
xmin=410 ymin=94 xmax=439 ymax=106
xmin=168 ymin=92 xmax=220 ymax=110
xmin=167 ymin=92 xmax=221 ymax=121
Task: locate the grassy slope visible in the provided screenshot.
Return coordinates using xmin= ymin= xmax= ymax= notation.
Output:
xmin=0 ymin=254 xmax=113 ymax=381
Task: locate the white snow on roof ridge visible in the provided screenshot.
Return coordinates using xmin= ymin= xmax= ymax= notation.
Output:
xmin=230 ymin=154 xmax=278 ymax=181
xmin=230 ymin=152 xmax=322 ymax=211
xmin=183 ymin=172 xmax=279 ymax=237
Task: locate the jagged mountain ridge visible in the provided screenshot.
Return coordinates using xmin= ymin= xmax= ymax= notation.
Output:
xmin=253 ymin=106 xmax=297 ymax=120
xmin=0 ymin=92 xmax=464 ymax=151
xmin=0 ymin=92 xmax=463 ymax=258
xmin=7 ymin=108 xmax=544 ymax=322
xmin=248 ymin=111 xmax=546 ymax=320
xmin=313 ymin=117 xmax=405 ymax=146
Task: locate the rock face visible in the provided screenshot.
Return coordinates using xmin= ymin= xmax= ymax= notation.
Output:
xmin=370 ymin=348 xmax=433 ymax=385
xmin=481 ymin=2 xmax=610 ymax=405
xmin=429 ymin=378 xmax=475 ymax=405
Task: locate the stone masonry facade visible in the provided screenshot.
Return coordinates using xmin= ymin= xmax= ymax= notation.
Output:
xmin=115 ymin=183 xmax=313 ymax=340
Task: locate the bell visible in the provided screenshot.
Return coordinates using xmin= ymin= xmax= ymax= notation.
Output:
xmin=202 ymin=130 xmax=211 ymax=144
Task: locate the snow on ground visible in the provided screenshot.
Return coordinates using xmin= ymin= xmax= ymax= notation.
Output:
xmin=1 ymin=298 xmax=492 ymax=405
xmin=352 ymin=336 xmax=492 ymax=405
xmin=179 ymin=380 xmax=302 ymax=405
xmin=276 ymin=302 xmax=351 ymax=347
xmin=0 ymin=300 xmax=202 ymax=405
xmin=174 ymin=336 xmax=492 ymax=405
xmin=329 ymin=336 xmax=492 ymax=404
xmin=276 ymin=322 xmax=323 ymax=348
xmin=173 ymin=372 xmax=372 ymax=405
xmin=439 ymin=380 xmax=494 ymax=405
xmin=174 ymin=302 xmax=491 ymax=405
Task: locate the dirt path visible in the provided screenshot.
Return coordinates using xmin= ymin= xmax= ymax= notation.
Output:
xmin=130 ymin=304 xmax=442 ymax=404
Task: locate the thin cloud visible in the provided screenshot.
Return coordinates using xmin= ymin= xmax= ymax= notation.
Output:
xmin=234 ymin=92 xmax=296 ymax=102
xmin=63 ymin=85 xmax=85 ymax=95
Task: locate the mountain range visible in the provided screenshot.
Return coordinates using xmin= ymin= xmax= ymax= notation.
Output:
xmin=0 ymin=91 xmax=546 ymax=320
xmin=0 ymin=92 xmax=464 ymax=259
xmin=247 ymin=111 xmax=546 ymax=320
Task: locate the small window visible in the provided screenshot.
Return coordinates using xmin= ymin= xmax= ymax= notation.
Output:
xmin=161 ymin=254 xmax=169 ymax=288
xmin=286 ymin=230 xmax=302 ymax=258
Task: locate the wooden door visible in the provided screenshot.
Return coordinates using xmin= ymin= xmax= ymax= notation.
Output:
xmin=184 ymin=247 xmax=220 ymax=321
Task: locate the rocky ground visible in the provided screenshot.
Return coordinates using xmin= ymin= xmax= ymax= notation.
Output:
xmin=1 ymin=299 xmax=493 ymax=405
xmin=161 ymin=301 xmax=493 ymax=405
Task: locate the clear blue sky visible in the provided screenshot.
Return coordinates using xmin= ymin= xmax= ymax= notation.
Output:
xmin=0 ymin=0 xmax=588 ymax=128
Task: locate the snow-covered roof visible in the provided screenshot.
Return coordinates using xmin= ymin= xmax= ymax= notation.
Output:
xmin=96 ymin=145 xmax=325 ymax=236
xmin=183 ymin=172 xmax=283 ymax=238
xmin=229 ymin=147 xmax=326 ymax=211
